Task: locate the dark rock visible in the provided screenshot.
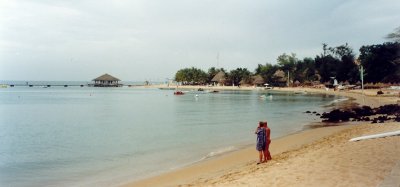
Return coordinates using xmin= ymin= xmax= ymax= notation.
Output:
xmin=320 ymin=109 xmax=355 ymax=122
xmin=318 ymin=104 xmax=400 ymax=124
xmin=353 ymin=106 xmax=374 ymax=116
xmin=362 ymin=117 xmax=370 ymax=121
xmin=375 ymin=104 xmax=400 ymax=115
xmin=395 ymin=115 xmax=400 ymax=122
xmin=376 ymin=115 xmax=389 ymax=122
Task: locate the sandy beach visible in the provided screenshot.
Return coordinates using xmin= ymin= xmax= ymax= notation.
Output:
xmin=123 ymin=86 xmax=400 ymax=187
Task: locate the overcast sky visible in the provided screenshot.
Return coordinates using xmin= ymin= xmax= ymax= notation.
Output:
xmin=1 ymin=0 xmax=399 ymax=81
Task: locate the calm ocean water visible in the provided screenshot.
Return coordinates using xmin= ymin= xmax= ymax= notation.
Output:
xmin=0 ymin=85 xmax=344 ymax=186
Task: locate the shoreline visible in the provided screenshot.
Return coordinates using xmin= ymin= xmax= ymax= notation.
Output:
xmin=122 ymin=125 xmax=354 ymax=187
xmin=141 ymin=84 xmax=399 ymax=108
xmin=122 ymin=86 xmax=400 ymax=187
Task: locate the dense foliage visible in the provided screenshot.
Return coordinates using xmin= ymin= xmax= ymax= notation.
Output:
xmin=314 ymin=43 xmax=360 ymax=83
xmin=358 ymin=42 xmax=400 ymax=83
xmin=174 ymin=29 xmax=400 ymax=86
xmin=226 ymin=68 xmax=252 ymax=86
xmin=175 ymin=67 xmax=208 ymax=85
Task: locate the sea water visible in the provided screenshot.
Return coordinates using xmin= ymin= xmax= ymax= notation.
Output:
xmin=0 ymin=85 xmax=344 ymax=186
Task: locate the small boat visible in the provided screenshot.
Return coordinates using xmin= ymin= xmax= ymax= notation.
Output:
xmin=294 ymin=91 xmax=307 ymax=94
xmin=174 ymin=91 xmax=185 ymax=95
xmin=198 ymin=88 xmax=204 ymax=91
xmin=209 ymin=90 xmax=219 ymax=93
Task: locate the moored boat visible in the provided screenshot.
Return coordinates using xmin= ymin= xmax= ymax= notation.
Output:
xmin=174 ymin=91 xmax=184 ymax=95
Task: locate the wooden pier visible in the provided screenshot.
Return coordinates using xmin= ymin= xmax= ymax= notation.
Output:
xmin=4 ymin=84 xmax=141 ymax=88
xmin=7 ymin=84 xmax=86 ymax=88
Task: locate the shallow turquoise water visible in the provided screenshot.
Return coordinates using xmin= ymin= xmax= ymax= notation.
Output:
xmin=0 ymin=86 xmax=342 ymax=186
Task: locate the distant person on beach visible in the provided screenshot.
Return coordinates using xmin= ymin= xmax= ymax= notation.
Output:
xmin=255 ymin=122 xmax=266 ymax=164
xmin=263 ymin=121 xmax=272 ymax=161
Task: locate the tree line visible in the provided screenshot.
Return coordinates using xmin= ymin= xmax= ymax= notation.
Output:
xmin=174 ymin=28 xmax=400 ymax=86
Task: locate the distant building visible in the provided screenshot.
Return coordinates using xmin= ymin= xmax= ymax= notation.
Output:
xmin=211 ymin=71 xmax=226 ymax=86
xmin=252 ymin=75 xmax=265 ymax=87
xmin=90 ymin=73 xmax=122 ymax=87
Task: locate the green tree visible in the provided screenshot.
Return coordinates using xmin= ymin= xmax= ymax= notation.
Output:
xmin=255 ymin=63 xmax=279 ymax=84
xmin=334 ymin=44 xmax=359 ymax=83
xmin=174 ymin=67 xmax=208 ymax=84
xmin=315 ymin=54 xmax=340 ymax=83
xmin=294 ymin=57 xmax=317 ymax=83
xmin=315 ymin=43 xmax=359 ymax=83
xmin=227 ymin=68 xmax=252 ymax=86
xmin=359 ymin=42 xmax=400 ymax=83
xmin=277 ymin=53 xmax=298 ymax=73
xmin=175 ymin=69 xmax=186 ymax=83
xmin=277 ymin=53 xmax=298 ymax=85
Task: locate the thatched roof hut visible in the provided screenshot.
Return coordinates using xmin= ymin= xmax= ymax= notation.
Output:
xmin=273 ymin=70 xmax=286 ymax=82
xmin=271 ymin=70 xmax=288 ymax=87
xmin=93 ymin=74 xmax=120 ymax=82
xmin=252 ymin=75 xmax=265 ymax=86
xmin=211 ymin=71 xmax=226 ymax=85
xmin=91 ymin=73 xmax=122 ymax=87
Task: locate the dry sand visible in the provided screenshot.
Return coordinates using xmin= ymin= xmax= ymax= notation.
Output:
xmin=189 ymin=123 xmax=400 ymax=187
xmin=122 ymin=86 xmax=400 ymax=187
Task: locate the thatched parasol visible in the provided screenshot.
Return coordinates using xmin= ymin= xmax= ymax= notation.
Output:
xmin=211 ymin=71 xmax=226 ymax=83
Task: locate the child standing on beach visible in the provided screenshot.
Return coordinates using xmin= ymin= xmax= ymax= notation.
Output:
xmin=255 ymin=122 xmax=266 ymax=164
